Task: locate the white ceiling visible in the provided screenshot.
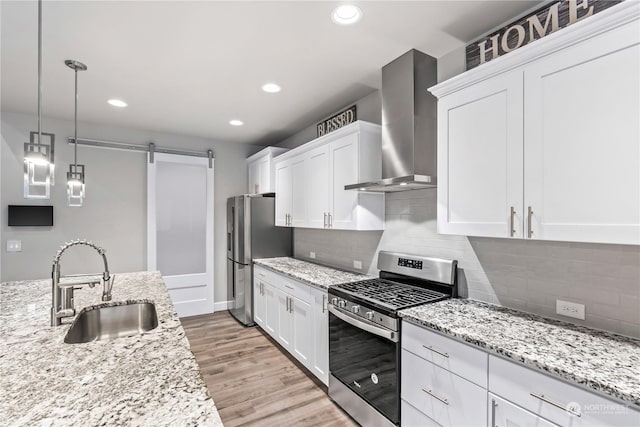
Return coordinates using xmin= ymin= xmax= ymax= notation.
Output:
xmin=1 ymin=1 xmax=539 ymax=145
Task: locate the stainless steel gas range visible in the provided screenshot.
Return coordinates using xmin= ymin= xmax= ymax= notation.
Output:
xmin=328 ymin=251 xmax=458 ymax=427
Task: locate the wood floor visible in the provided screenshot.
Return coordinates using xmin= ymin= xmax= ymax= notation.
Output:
xmin=181 ymin=311 xmax=358 ymax=427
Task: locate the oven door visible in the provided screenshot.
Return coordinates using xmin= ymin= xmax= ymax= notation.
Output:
xmin=329 ymin=305 xmax=400 ymax=424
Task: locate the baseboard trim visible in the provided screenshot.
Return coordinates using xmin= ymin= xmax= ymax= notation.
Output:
xmin=214 ymin=300 xmax=233 ymax=312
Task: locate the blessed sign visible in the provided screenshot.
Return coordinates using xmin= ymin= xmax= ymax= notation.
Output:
xmin=317 ymin=105 xmax=357 ymax=137
xmin=466 ymin=0 xmax=622 ymax=70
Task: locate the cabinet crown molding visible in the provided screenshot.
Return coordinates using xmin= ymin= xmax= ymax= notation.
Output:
xmin=429 ymin=1 xmax=639 ymax=98
xmin=273 ymin=120 xmax=381 ymax=163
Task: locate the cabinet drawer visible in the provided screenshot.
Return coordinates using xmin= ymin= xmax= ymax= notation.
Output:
xmin=401 ymin=400 xmax=440 ymax=427
xmin=402 ymin=321 xmax=488 ymax=387
xmin=490 ymin=394 xmax=558 ymax=427
xmin=401 ymin=349 xmax=487 ymax=427
xmin=277 ymin=275 xmax=310 ymax=302
xmin=254 ymin=265 xmax=276 ymax=284
xmin=489 ymin=355 xmax=640 ymax=427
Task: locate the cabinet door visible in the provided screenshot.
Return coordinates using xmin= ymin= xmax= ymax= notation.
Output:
xmin=437 ymin=70 xmax=524 ymax=238
xmin=524 ymin=21 xmax=640 ymax=245
xmin=264 ymin=282 xmax=278 ymax=335
xmin=330 ymin=133 xmax=359 ymax=230
xmin=291 ymin=294 xmax=313 ymax=368
xmin=490 ymin=394 xmax=558 ymax=427
xmin=258 ymin=157 xmax=270 ymax=193
xmin=253 ymin=279 xmax=266 ymax=327
xmin=291 ymin=156 xmax=307 ymax=227
xmin=274 ymin=160 xmax=291 ymax=226
xmin=306 ymin=145 xmax=331 ymax=229
xmin=276 ymin=287 xmax=293 ymax=349
xmin=311 ymin=287 xmax=329 ymax=385
xmin=248 ymin=160 xmax=260 ymax=194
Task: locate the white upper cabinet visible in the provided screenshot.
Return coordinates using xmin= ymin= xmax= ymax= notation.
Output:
xmin=430 ymin=3 xmax=640 ymax=245
xmin=274 ymin=159 xmax=292 ymax=227
xmin=524 ymin=20 xmax=640 ymax=245
xmin=247 ymin=147 xmax=289 ymax=194
xmin=436 ymin=70 xmax=523 ymax=238
xmin=273 ymin=121 xmax=384 ymax=230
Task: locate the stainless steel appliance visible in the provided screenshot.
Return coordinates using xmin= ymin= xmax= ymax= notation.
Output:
xmin=328 ymin=251 xmax=457 ymax=426
xmin=227 ymin=193 xmax=292 ymax=326
xmin=345 ymin=49 xmax=439 ymax=192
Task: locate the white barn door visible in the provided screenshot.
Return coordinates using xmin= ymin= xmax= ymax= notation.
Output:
xmin=147 ymin=152 xmax=214 ymax=317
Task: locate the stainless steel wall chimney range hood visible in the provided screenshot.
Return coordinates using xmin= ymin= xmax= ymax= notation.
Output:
xmin=345 ymin=49 xmax=438 ymax=192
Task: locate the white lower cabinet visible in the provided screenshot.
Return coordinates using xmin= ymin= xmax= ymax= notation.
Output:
xmin=401 ymin=320 xmax=640 ymax=427
xmin=489 ymin=355 xmax=640 ymax=427
xmin=252 ymin=265 xmax=329 ymax=385
xmin=310 ymin=285 xmax=329 ymax=384
xmin=490 ymin=394 xmax=558 ymax=427
xmin=401 ymin=349 xmax=487 ymax=427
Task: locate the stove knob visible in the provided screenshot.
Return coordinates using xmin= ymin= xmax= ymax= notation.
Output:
xmin=331 ymin=298 xmax=338 ymax=306
xmin=351 ymin=305 xmax=360 ymax=314
xmin=366 ymin=311 xmax=375 ymax=321
xmin=338 ymin=300 xmax=347 ymax=308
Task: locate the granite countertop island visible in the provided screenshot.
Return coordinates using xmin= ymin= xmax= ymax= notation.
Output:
xmin=0 ymin=271 xmax=223 ymax=426
xmin=253 ymin=257 xmax=372 ymax=290
xmin=399 ymin=299 xmax=640 ymax=407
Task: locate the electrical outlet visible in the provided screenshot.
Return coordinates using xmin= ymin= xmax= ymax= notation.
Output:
xmin=309 ymin=252 xmax=316 ymax=259
xmin=6 ymin=240 xmax=22 ymax=252
xmin=353 ymin=260 xmax=362 ymax=270
xmin=556 ymin=300 xmax=585 ymax=320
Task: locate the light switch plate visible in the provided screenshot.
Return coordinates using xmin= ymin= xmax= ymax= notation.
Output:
xmin=353 ymin=260 xmax=362 ymax=270
xmin=6 ymin=240 xmax=22 ymax=252
xmin=556 ymin=300 xmax=585 ymax=320
xmin=309 ymin=252 xmax=316 ymax=259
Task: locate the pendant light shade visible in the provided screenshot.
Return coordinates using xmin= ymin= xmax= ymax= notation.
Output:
xmin=65 ymin=59 xmax=87 ymax=207
xmin=24 ymin=0 xmax=55 ymax=199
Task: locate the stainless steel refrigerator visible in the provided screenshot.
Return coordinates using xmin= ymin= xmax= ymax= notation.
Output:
xmin=227 ymin=193 xmax=292 ymax=326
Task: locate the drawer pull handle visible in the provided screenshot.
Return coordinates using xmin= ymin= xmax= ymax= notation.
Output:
xmin=530 ymin=393 xmax=581 ymax=417
xmin=422 ymin=388 xmax=448 ymax=405
xmin=285 ymin=285 xmax=294 ymax=290
xmin=422 ymin=345 xmax=449 ymax=358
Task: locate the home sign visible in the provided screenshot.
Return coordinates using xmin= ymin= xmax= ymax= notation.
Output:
xmin=465 ymin=0 xmax=623 ymax=70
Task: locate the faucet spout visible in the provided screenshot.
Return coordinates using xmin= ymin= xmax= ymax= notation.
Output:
xmin=51 ymin=239 xmax=113 ymax=326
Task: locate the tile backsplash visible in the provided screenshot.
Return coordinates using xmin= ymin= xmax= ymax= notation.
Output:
xmin=294 ymin=189 xmax=640 ymax=338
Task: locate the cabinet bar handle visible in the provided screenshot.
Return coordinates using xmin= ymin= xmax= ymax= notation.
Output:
xmin=509 ymin=206 xmax=516 ymax=237
xmin=422 ymin=344 xmax=449 ymax=358
xmin=289 ymin=297 xmax=293 ymax=313
xmin=322 ymin=294 xmax=327 ymax=313
xmin=286 ymin=296 xmax=290 ymax=312
xmin=285 ymin=285 xmax=294 ymax=290
xmin=422 ymin=388 xmax=448 ymax=405
xmin=324 ymin=212 xmax=328 ymax=228
xmin=527 ymin=206 xmax=534 ymax=238
xmin=328 ymin=213 xmax=332 ymax=228
xmin=530 ymin=393 xmax=581 ymax=417
xmin=491 ymin=399 xmax=497 ymax=427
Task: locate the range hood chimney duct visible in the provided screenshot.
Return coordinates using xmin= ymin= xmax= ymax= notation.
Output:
xmin=345 ymin=49 xmax=438 ymax=192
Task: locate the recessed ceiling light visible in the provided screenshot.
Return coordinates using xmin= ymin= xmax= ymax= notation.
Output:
xmin=229 ymin=119 xmax=244 ymax=126
xmin=108 ymin=99 xmax=127 ymax=107
xmin=262 ymin=83 xmax=281 ymax=93
xmin=331 ymin=5 xmax=362 ymax=25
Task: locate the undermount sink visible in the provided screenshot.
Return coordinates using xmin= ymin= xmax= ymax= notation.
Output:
xmin=64 ymin=302 xmax=158 ymax=344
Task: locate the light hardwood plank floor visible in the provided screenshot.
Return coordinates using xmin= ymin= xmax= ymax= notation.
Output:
xmin=182 ymin=311 xmax=358 ymax=427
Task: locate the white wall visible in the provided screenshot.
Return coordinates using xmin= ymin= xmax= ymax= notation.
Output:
xmin=1 ymin=112 xmax=259 ymax=305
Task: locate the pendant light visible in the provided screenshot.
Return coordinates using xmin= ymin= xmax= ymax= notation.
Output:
xmin=65 ymin=59 xmax=87 ymax=207
xmin=24 ymin=0 xmax=55 ymax=199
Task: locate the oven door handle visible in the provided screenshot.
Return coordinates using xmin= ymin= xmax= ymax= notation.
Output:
xmin=329 ymin=305 xmax=398 ymax=342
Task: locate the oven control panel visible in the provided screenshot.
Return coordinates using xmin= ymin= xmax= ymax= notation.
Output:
xmin=328 ymin=293 xmax=398 ymax=332
xmin=398 ymin=257 xmax=423 ymax=269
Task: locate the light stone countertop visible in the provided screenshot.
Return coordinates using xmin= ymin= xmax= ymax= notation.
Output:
xmin=399 ymin=299 xmax=640 ymax=407
xmin=0 ymin=271 xmax=223 ymax=426
xmin=253 ymin=257 xmax=372 ymax=290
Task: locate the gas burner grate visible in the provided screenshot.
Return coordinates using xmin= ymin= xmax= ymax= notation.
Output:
xmin=333 ymin=278 xmax=447 ymax=310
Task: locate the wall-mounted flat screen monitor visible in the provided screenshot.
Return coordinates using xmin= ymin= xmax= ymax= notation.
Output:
xmin=8 ymin=205 xmax=54 ymax=226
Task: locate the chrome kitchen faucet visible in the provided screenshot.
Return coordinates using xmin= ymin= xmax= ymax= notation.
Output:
xmin=51 ymin=239 xmax=114 ymax=326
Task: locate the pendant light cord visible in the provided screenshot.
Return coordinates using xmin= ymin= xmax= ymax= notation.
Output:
xmin=37 ymin=0 xmax=42 ymax=143
xmin=74 ymin=68 xmax=78 ymax=167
